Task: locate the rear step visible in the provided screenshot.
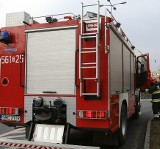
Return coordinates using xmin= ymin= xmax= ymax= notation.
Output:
xmin=0 ymin=123 xmax=100 ymax=149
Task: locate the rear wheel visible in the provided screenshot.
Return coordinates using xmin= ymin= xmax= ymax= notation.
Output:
xmin=119 ymin=103 xmax=127 ymax=145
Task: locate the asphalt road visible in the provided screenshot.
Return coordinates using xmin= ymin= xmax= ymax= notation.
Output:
xmin=0 ymin=123 xmax=14 ymax=135
xmin=0 ymin=99 xmax=153 ymax=149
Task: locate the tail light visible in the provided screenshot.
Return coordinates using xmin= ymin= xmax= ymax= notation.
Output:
xmin=77 ymin=110 xmax=108 ymax=120
xmin=0 ymin=107 xmax=19 ymax=115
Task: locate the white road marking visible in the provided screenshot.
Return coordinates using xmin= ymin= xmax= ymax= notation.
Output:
xmin=0 ymin=134 xmax=25 ymax=139
xmin=0 ymin=128 xmax=25 ymax=138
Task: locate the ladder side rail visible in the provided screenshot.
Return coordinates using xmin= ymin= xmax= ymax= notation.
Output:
xmin=105 ymin=9 xmax=107 ymax=54
xmin=80 ymin=2 xmax=83 ymax=97
xmin=79 ymin=36 xmax=82 ymax=80
xmin=81 ymin=3 xmax=84 ymax=34
xmin=79 ymin=36 xmax=82 ymax=97
xmin=96 ymin=33 xmax=100 ymax=97
xmin=97 ymin=1 xmax=100 ymax=34
xmin=97 ymin=1 xmax=100 ymax=97
xmin=96 ymin=34 xmax=99 ymax=80
xmin=105 ymin=9 xmax=111 ymax=117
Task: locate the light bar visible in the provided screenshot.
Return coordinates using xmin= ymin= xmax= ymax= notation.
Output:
xmin=0 ymin=107 xmax=19 ymax=115
xmin=77 ymin=110 xmax=108 ymax=119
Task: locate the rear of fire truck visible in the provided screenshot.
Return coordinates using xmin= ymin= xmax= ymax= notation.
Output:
xmin=0 ymin=2 xmax=151 ymax=148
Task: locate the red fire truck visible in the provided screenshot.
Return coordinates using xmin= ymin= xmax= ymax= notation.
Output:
xmin=0 ymin=2 xmax=151 ymax=148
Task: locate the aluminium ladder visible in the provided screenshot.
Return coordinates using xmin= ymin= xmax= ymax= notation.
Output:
xmin=79 ymin=2 xmax=100 ymax=98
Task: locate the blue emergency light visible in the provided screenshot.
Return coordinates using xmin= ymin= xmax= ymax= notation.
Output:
xmin=0 ymin=31 xmax=11 ymax=44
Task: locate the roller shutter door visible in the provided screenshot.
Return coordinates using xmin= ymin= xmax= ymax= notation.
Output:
xmin=26 ymin=28 xmax=76 ymax=94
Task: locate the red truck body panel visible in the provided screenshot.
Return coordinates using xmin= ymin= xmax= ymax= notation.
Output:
xmin=0 ymin=26 xmax=25 ymax=125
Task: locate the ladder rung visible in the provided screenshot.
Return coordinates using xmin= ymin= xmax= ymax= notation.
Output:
xmin=81 ymin=78 xmax=97 ymax=80
xmin=83 ymin=18 xmax=98 ymax=21
xmin=81 ymin=66 xmax=96 ymax=69
xmin=82 ymin=47 xmax=96 ymax=50
xmin=82 ymin=62 xmax=96 ymax=65
xmin=81 ymin=33 xmax=97 ymax=36
xmin=81 ymin=36 xmax=96 ymax=39
xmin=82 ymin=93 xmax=98 ymax=95
xmin=83 ymin=4 xmax=97 ymax=7
xmin=81 ymin=51 xmax=96 ymax=54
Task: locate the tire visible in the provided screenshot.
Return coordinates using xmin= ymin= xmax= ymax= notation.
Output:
xmin=118 ymin=103 xmax=127 ymax=145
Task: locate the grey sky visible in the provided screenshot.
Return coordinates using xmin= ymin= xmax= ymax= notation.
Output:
xmin=0 ymin=0 xmax=159 ymax=71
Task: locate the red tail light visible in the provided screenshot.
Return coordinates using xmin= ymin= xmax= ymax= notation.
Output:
xmin=0 ymin=107 xmax=19 ymax=115
xmin=0 ymin=108 xmax=5 ymax=114
xmin=8 ymin=108 xmax=13 ymax=114
xmin=84 ymin=111 xmax=92 ymax=118
xmin=77 ymin=110 xmax=108 ymax=120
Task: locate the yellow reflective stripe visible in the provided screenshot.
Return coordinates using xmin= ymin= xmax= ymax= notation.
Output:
xmin=152 ymin=90 xmax=160 ymax=94
xmin=152 ymin=99 xmax=160 ymax=102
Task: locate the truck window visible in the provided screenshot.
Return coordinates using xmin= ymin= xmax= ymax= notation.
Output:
xmin=137 ymin=55 xmax=147 ymax=74
xmin=136 ymin=55 xmax=148 ymax=87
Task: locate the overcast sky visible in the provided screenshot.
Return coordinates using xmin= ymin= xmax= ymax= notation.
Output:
xmin=0 ymin=0 xmax=160 ymax=71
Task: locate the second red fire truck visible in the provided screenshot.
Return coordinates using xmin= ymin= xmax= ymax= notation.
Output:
xmin=0 ymin=2 xmax=151 ymax=148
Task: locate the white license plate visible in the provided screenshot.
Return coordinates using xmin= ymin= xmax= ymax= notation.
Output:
xmin=1 ymin=115 xmax=21 ymax=122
